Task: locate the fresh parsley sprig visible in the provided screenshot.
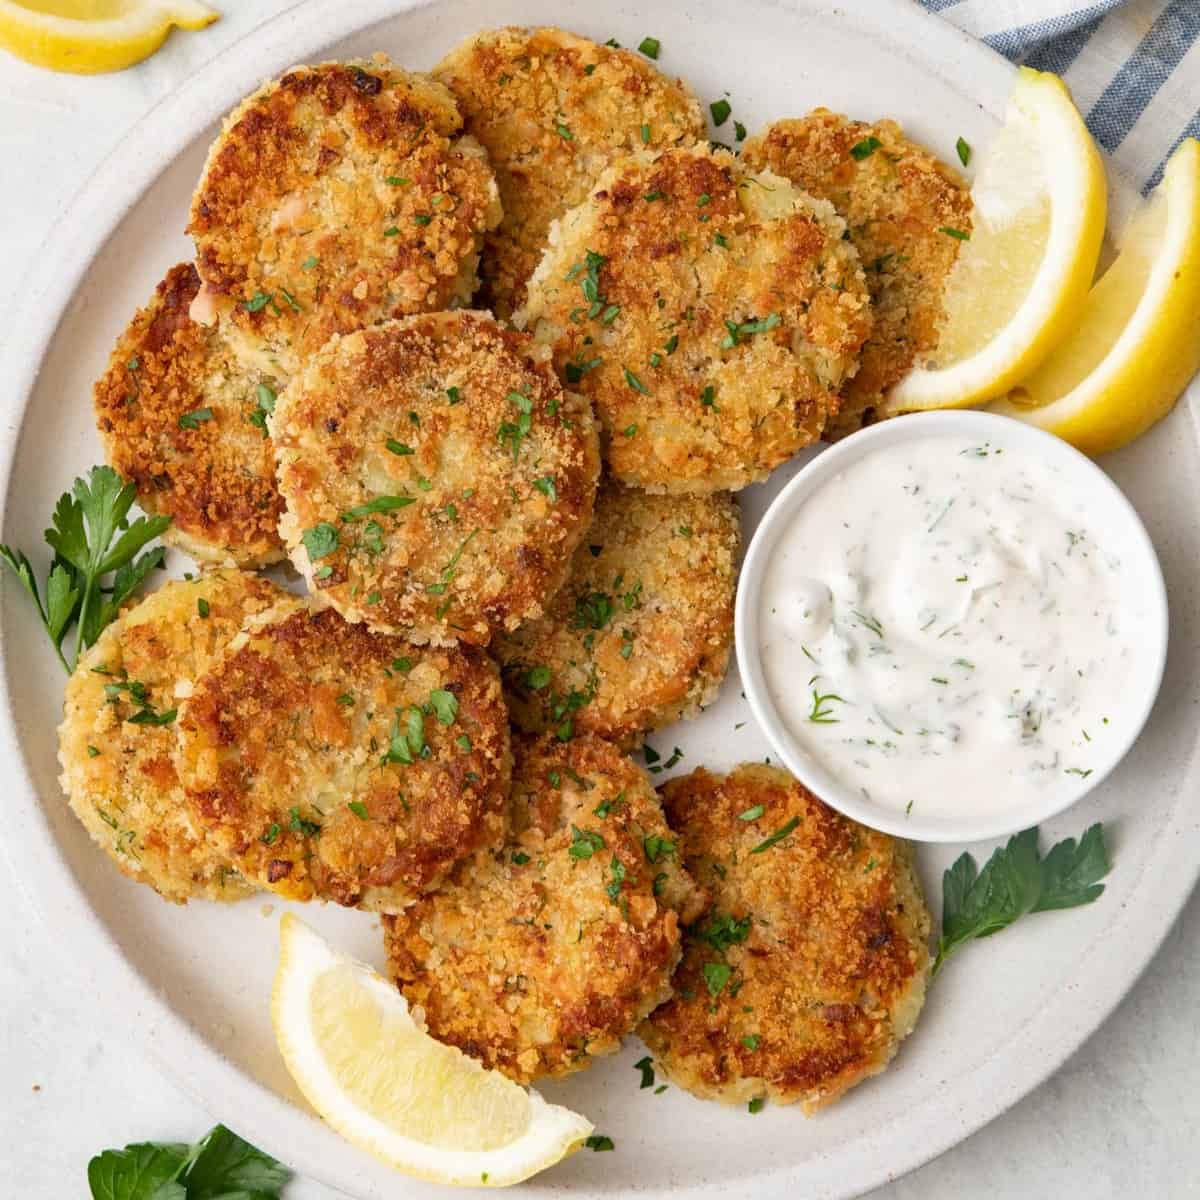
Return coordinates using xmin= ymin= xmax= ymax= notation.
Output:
xmin=88 ymin=1123 xmax=290 ymax=1200
xmin=934 ymin=824 xmax=1111 ymax=975
xmin=1 ymin=466 xmax=171 ymax=673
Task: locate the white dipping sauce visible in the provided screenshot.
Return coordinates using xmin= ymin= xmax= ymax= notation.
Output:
xmin=758 ymin=433 xmax=1151 ymax=819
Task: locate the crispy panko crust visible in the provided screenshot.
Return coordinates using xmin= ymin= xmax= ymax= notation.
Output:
xmin=742 ymin=111 xmax=972 ymax=437
xmin=434 ymin=26 xmax=706 ymax=319
xmin=516 ymin=146 xmax=872 ymax=492
xmin=188 ymin=58 xmax=501 ymax=378
xmin=383 ymin=733 xmax=705 ymax=1083
xmin=58 ymin=571 xmax=281 ymax=903
xmin=271 ymin=312 xmax=600 ymax=645
xmin=495 ymin=479 xmax=739 ymax=743
xmin=639 ymin=765 xmax=931 ymax=1113
xmin=93 ymin=264 xmax=285 ymax=568
xmin=176 ymin=597 xmax=511 ymax=911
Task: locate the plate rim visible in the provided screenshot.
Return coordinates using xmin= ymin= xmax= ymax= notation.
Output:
xmin=1 ymin=2 xmax=1196 ymax=1198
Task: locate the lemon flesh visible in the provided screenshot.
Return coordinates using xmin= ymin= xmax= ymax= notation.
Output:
xmin=272 ymin=915 xmax=593 ymax=1187
xmin=0 ymin=0 xmax=217 ymax=74
xmin=992 ymin=138 xmax=1200 ymax=455
xmin=884 ymin=68 xmax=1106 ymax=413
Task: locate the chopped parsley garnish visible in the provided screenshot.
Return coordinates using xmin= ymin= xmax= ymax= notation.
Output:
xmin=749 ymin=816 xmax=800 ymax=854
xmin=637 ymin=36 xmax=660 ymax=59
xmin=525 ymin=665 xmax=552 ymax=690
xmin=301 ymin=523 xmax=339 ymax=560
xmin=713 ymin=231 xmax=729 ymax=248
xmin=413 ymin=213 xmax=433 ymax=225
xmin=709 ymin=99 xmax=732 ymax=126
xmin=939 ymin=226 xmax=970 ymax=240
xmin=555 ymin=121 xmax=573 ymax=139
xmin=623 ymin=367 xmax=651 ymax=395
xmin=429 ymin=688 xmax=458 ymax=725
xmin=703 ymin=961 xmax=732 ymax=996
xmin=341 ymin=495 xmax=415 ymax=521
xmin=499 ymin=391 xmax=534 ymax=460
xmin=512 ymin=851 xmax=531 ymax=866
xmin=446 ymin=386 xmax=462 ymax=405
xmin=572 ymin=590 xmax=614 ymax=630
xmin=301 ymin=255 xmax=319 ymax=270
xmin=178 ymin=407 xmax=213 ymax=430
xmin=383 ymin=226 xmax=400 ymax=237
xmin=533 ymin=476 xmax=557 ymax=502
xmin=248 ymin=382 xmax=276 ymax=436
xmin=643 ymin=834 xmax=675 ymax=864
xmin=242 ymin=291 xmax=273 ymax=313
xmin=643 ymin=190 xmax=664 ymax=202
xmin=721 ymin=312 xmax=780 ymax=348
xmin=640 ymin=122 xmax=651 ymax=144
xmin=86 ymin=745 xmax=100 ymax=758
xmin=391 ymin=656 xmax=413 ymax=673
xmin=741 ymin=1034 xmax=761 ymax=1051
xmin=261 ymin=823 xmax=281 ymax=846
xmin=738 ymin=804 xmax=764 ymax=822
xmin=748 ymin=1098 xmax=765 ymax=1114
xmin=385 ymin=439 xmax=415 ymax=456
xmin=734 ymin=120 xmax=747 ymax=142
xmin=694 ymin=911 xmax=751 ymax=952
xmin=850 ymin=135 xmax=882 ymax=160
xmin=634 ymin=1056 xmax=656 ymax=1088
xmin=584 ymin=1135 xmax=614 ymax=1152
xmin=288 ymin=806 xmax=321 ymax=837
xmin=382 ymin=705 xmax=427 ymax=765
xmin=386 ymin=175 xmax=408 ymax=186
xmin=347 ymin=801 xmax=369 ymax=820
xmin=700 ymin=385 xmax=717 ymax=409
xmin=568 ymin=825 xmax=606 ymax=861
xmin=956 ymin=136 xmax=972 ymax=167
xmin=606 ymin=855 xmax=627 ymax=902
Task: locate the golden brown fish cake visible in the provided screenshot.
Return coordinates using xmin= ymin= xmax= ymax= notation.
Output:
xmin=383 ymin=733 xmax=705 ymax=1083
xmin=434 ymin=26 xmax=706 ymax=319
xmin=516 ymin=145 xmax=872 ymax=492
xmin=271 ymin=312 xmax=600 ymax=646
xmin=742 ymin=111 xmax=972 ymax=438
xmin=188 ymin=58 xmax=501 ymax=378
xmin=494 ymin=480 xmax=739 ymax=743
xmin=93 ymin=264 xmax=285 ymax=568
xmin=58 ymin=570 xmax=281 ymax=903
xmin=176 ymin=597 xmax=511 ymax=912
xmin=639 ymin=764 xmax=931 ymax=1113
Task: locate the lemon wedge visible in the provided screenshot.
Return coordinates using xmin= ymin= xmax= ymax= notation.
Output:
xmin=0 ymin=0 xmax=217 ymax=74
xmin=272 ymin=915 xmax=593 ymax=1187
xmin=992 ymin=138 xmax=1200 ymax=455
xmin=883 ymin=67 xmax=1106 ymax=414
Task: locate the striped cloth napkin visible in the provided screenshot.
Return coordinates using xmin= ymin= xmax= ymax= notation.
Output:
xmin=920 ymin=0 xmax=1199 ymax=192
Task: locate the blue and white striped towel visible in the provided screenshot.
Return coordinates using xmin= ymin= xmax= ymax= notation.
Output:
xmin=920 ymin=0 xmax=1199 ymax=193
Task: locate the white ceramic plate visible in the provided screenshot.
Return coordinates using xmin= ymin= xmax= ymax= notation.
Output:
xmin=2 ymin=3 xmax=1198 ymax=1199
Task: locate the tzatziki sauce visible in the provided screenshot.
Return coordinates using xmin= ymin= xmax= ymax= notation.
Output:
xmin=757 ymin=433 xmax=1156 ymax=820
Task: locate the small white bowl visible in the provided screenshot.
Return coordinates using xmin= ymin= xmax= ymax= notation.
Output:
xmin=735 ymin=410 xmax=1168 ymax=843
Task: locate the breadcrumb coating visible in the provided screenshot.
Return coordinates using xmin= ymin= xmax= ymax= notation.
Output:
xmin=435 ymin=26 xmax=705 ymax=318
xmin=383 ymin=733 xmax=705 ymax=1083
xmin=517 ymin=145 xmax=872 ymax=491
xmin=742 ymin=111 xmax=972 ymax=437
xmin=176 ymin=597 xmax=511 ymax=911
xmin=495 ymin=479 xmax=739 ymax=743
xmin=58 ymin=570 xmax=280 ymax=903
xmin=188 ymin=58 xmax=501 ymax=378
xmin=93 ymin=263 xmax=285 ymax=568
xmin=271 ymin=312 xmax=600 ymax=645
xmin=639 ymin=764 xmax=931 ymax=1112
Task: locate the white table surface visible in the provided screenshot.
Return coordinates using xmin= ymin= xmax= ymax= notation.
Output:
xmin=1 ymin=5 xmax=1197 ymax=1197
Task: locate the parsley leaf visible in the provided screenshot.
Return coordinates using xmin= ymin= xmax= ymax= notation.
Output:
xmin=429 ymin=688 xmax=459 ymax=725
xmin=933 ymin=824 xmax=1111 ymax=975
xmin=87 ymin=1123 xmax=289 ymax=1200
xmin=2 ymin=466 xmax=171 ymax=672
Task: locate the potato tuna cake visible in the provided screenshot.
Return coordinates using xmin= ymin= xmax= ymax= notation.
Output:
xmin=93 ymin=263 xmax=285 ymax=568
xmin=495 ymin=480 xmax=739 ymax=743
xmin=742 ymin=111 xmax=972 ymax=437
xmin=188 ymin=58 xmax=501 ymax=379
xmin=383 ymin=733 xmax=705 ymax=1083
xmin=271 ymin=312 xmax=600 ymax=645
xmin=516 ymin=146 xmax=872 ymax=492
xmin=639 ymin=765 xmax=931 ymax=1113
xmin=176 ymin=597 xmax=511 ymax=911
xmin=58 ymin=570 xmax=280 ymax=903
xmin=434 ymin=26 xmax=706 ymax=319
